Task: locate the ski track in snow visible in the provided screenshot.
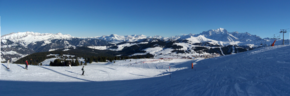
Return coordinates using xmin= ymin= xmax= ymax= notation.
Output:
xmin=1 ymin=45 xmax=290 ymax=96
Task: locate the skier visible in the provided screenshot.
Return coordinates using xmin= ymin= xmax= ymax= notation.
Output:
xmin=7 ymin=59 xmax=10 ymax=69
xmin=191 ymin=63 xmax=194 ymax=69
xmin=25 ymin=60 xmax=29 ymax=70
xmin=81 ymin=66 xmax=85 ymax=75
xmin=30 ymin=59 xmax=33 ymax=65
xmin=69 ymin=61 xmax=72 ymax=69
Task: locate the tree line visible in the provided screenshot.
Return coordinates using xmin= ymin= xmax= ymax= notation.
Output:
xmin=50 ymin=59 xmax=86 ymax=66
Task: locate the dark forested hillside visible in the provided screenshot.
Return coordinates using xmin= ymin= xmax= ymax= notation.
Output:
xmin=15 ymin=39 xmax=253 ymax=65
xmin=15 ymin=47 xmax=153 ymax=65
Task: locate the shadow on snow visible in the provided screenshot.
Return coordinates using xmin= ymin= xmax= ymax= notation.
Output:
xmin=40 ymin=66 xmax=93 ymax=82
xmin=1 ymin=64 xmax=11 ymax=72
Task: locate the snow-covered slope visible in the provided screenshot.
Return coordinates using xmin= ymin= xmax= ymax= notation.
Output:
xmin=131 ymin=45 xmax=290 ymax=96
xmin=184 ymin=35 xmax=218 ymax=44
xmin=1 ymin=58 xmax=188 ymax=81
xmin=108 ymin=42 xmax=148 ymax=51
xmin=1 ymin=45 xmax=290 ymax=96
xmin=87 ymin=46 xmax=107 ymax=50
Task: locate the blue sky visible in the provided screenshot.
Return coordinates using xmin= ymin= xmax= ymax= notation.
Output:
xmin=1 ymin=0 xmax=290 ymax=38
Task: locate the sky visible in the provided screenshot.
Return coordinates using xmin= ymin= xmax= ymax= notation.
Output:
xmin=1 ymin=0 xmax=290 ymax=38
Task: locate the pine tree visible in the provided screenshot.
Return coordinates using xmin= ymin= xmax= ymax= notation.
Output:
xmin=99 ymin=57 xmax=103 ymax=62
xmin=89 ymin=57 xmax=93 ymax=63
xmin=97 ymin=57 xmax=101 ymax=62
xmin=54 ymin=59 xmax=62 ymax=66
xmin=93 ymin=56 xmax=96 ymax=62
xmin=50 ymin=61 xmax=53 ymax=66
xmin=74 ymin=59 xmax=80 ymax=66
xmin=72 ymin=59 xmax=75 ymax=65
xmin=104 ymin=57 xmax=107 ymax=62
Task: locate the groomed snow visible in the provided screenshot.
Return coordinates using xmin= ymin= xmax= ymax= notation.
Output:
xmin=1 ymin=45 xmax=290 ymax=96
xmin=1 ymin=58 xmax=189 ymax=82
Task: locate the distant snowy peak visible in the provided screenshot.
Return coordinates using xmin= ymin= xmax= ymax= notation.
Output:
xmin=214 ymin=28 xmax=227 ymax=32
xmin=1 ymin=31 xmax=72 ymax=40
xmin=200 ymin=28 xmax=228 ymax=36
xmin=196 ymin=28 xmax=263 ymax=42
xmin=1 ymin=28 xmax=266 ymax=45
xmin=1 ymin=31 xmax=73 ymax=46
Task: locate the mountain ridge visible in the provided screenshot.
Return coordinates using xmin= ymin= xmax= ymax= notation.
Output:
xmin=1 ymin=28 xmax=269 ymax=44
xmin=1 ymin=28 xmax=287 ymax=62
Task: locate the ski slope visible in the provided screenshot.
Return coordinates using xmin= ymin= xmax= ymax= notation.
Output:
xmin=1 ymin=45 xmax=290 ymax=96
xmin=0 ymin=59 xmax=188 ymax=82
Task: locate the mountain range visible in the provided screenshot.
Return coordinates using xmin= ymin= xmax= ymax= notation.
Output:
xmin=1 ymin=28 xmax=286 ymax=62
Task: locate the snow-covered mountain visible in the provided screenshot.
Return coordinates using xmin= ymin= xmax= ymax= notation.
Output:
xmin=1 ymin=32 xmax=73 ymax=47
xmin=196 ymin=28 xmax=265 ymax=43
xmin=1 ymin=32 xmax=110 ymax=61
xmin=1 ymin=28 xmax=281 ymax=47
xmin=1 ymin=28 xmax=287 ymax=62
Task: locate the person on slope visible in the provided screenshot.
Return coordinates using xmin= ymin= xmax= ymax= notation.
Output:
xmin=191 ymin=63 xmax=194 ymax=69
xmin=7 ymin=59 xmax=10 ymax=69
xmin=81 ymin=66 xmax=85 ymax=75
xmin=30 ymin=59 xmax=33 ymax=65
xmin=69 ymin=61 xmax=72 ymax=69
xmin=25 ymin=60 xmax=29 ymax=70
